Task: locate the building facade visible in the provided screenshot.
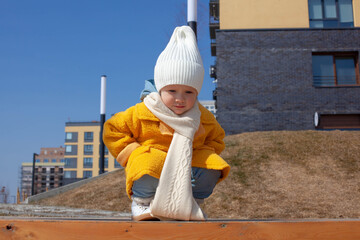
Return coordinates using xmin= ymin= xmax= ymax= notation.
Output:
xmin=0 ymin=187 xmax=10 ymax=204
xmin=20 ymin=147 xmax=65 ymax=197
xmin=210 ymin=0 xmax=360 ymax=134
xmin=64 ymin=121 xmax=121 ymax=184
xmin=36 ymin=147 xmax=65 ymax=163
xmin=200 ymin=100 xmax=217 ymax=116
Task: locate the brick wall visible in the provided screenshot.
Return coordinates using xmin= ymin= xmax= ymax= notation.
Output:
xmin=216 ymin=28 xmax=360 ymax=134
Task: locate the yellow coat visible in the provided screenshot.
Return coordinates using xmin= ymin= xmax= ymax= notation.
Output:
xmin=103 ymin=102 xmax=230 ymax=198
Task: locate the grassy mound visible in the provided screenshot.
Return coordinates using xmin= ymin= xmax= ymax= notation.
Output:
xmin=33 ymin=130 xmax=360 ymax=219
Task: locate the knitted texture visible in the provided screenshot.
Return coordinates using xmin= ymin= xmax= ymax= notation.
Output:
xmin=154 ymin=26 xmax=204 ymax=94
xmin=144 ymin=92 xmax=204 ymax=220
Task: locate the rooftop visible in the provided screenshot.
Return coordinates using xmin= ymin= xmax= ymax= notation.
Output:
xmin=65 ymin=121 xmax=100 ymax=127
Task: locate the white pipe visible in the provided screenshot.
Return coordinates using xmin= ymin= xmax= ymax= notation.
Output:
xmin=187 ymin=0 xmax=197 ymax=22
xmin=100 ymin=75 xmax=106 ymax=115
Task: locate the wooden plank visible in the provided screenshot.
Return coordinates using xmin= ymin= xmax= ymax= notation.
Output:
xmin=1 ymin=218 xmax=360 ymax=240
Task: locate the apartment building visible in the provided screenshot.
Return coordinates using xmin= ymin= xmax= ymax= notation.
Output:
xmin=64 ymin=121 xmax=120 ymax=184
xmin=36 ymin=147 xmax=65 ymax=163
xmin=20 ymin=147 xmax=65 ymax=196
xmin=210 ymin=0 xmax=360 ymax=134
xmin=200 ymin=100 xmax=217 ymax=116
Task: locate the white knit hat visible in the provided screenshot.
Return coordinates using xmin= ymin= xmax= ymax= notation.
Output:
xmin=154 ymin=26 xmax=204 ymax=94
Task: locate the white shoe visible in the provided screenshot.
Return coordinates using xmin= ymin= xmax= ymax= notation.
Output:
xmin=195 ymin=198 xmax=208 ymax=219
xmin=131 ymin=197 xmax=158 ymax=221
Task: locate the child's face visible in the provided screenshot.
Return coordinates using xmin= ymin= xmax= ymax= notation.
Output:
xmin=160 ymin=84 xmax=198 ymax=115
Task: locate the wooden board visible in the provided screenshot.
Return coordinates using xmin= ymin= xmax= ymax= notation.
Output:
xmin=1 ymin=218 xmax=360 ymax=240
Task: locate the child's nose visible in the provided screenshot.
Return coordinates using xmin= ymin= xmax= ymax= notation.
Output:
xmin=175 ymin=94 xmax=185 ymax=102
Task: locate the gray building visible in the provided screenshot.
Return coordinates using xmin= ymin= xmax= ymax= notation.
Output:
xmin=210 ymin=0 xmax=360 ymax=134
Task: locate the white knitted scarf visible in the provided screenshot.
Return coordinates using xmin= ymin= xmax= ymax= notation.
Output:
xmin=144 ymin=92 xmax=205 ymax=221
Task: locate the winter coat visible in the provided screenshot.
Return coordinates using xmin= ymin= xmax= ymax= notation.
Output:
xmin=103 ymin=102 xmax=230 ymax=198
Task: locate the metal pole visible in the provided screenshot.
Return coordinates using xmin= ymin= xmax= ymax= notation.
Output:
xmin=31 ymin=153 xmax=38 ymax=196
xmin=99 ymin=75 xmax=106 ymax=174
xmin=187 ymin=0 xmax=197 ymax=39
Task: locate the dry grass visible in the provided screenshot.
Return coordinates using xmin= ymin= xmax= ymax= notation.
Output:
xmin=33 ymin=130 xmax=360 ymax=219
xmin=34 ymin=170 xmax=131 ymax=213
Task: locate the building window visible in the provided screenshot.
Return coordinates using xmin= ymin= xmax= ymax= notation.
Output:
xmin=309 ymin=0 xmax=354 ymax=28
xmin=64 ymin=158 xmax=77 ymax=168
xmin=105 ymin=146 xmax=109 ymax=155
xmin=84 ymin=145 xmax=93 ymax=155
xmin=65 ymin=145 xmax=72 ymax=153
xmin=83 ymin=158 xmax=93 ymax=168
xmin=83 ymin=171 xmax=92 ymax=179
xmin=50 ymin=168 xmax=55 ymax=174
xmin=44 ymin=159 xmax=49 ymax=163
xmin=312 ymin=52 xmax=359 ymax=87
xmin=65 ymin=132 xmax=78 ymax=142
xmin=35 ymin=159 xmax=40 ymax=163
xmin=52 ymin=159 xmax=57 ymax=163
xmin=64 ymin=171 xmax=77 ymax=179
xmin=66 ymin=132 xmax=72 ymax=140
xmin=84 ymin=132 xmax=94 ymax=142
xmin=114 ymin=160 xmax=122 ymax=168
xmin=65 ymin=145 xmax=78 ymax=155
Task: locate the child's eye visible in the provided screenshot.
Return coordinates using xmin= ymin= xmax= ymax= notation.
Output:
xmin=169 ymin=90 xmax=176 ymax=93
xmin=185 ymin=91 xmax=193 ymax=94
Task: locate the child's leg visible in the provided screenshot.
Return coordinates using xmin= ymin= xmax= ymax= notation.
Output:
xmin=131 ymin=169 xmax=219 ymax=220
xmin=132 ymin=170 xmax=220 ymax=199
xmin=132 ymin=174 xmax=158 ymax=198
xmin=191 ymin=167 xmax=221 ymax=199
xmin=131 ymin=175 xmax=159 ymax=221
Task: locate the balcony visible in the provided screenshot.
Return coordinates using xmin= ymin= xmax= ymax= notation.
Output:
xmin=209 ymin=21 xmax=219 ymax=40
xmin=210 ymin=65 xmax=216 ymax=79
xmin=209 ymin=0 xmax=219 ymax=40
xmin=212 ymin=89 xmax=217 ymax=101
xmin=209 ymin=0 xmax=219 ymax=57
xmin=209 ymin=0 xmax=219 ymax=21
xmin=211 ymin=40 xmax=216 ymax=56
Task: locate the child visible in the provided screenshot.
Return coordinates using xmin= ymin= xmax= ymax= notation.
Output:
xmin=103 ymin=26 xmax=230 ymax=221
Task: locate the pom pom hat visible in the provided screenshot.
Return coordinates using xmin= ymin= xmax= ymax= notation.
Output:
xmin=154 ymin=26 xmax=204 ymax=94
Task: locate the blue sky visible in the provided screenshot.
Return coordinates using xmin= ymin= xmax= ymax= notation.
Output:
xmin=0 ymin=0 xmax=215 ymax=199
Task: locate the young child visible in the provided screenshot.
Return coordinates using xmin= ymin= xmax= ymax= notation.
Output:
xmin=103 ymin=26 xmax=230 ymax=221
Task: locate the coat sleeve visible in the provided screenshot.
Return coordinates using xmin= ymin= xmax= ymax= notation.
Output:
xmin=200 ymin=106 xmax=226 ymax=155
xmin=204 ymin=119 xmax=226 ymax=155
xmin=103 ymin=106 xmax=140 ymax=167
